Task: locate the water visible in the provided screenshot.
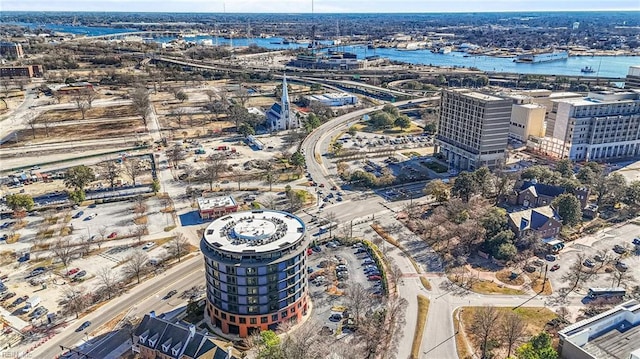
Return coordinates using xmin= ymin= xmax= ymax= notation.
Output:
xmin=6 ymin=22 xmax=639 ymax=78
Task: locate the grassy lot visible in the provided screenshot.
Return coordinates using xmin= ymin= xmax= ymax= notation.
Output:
xmin=350 ymin=122 xmax=423 ymax=135
xmin=495 ymin=269 xmax=526 ymax=286
xmin=10 ymin=118 xmax=144 ymax=145
xmin=448 ymin=272 xmax=525 ymax=295
xmin=420 ymin=161 xmax=448 ymax=173
xmin=457 ymin=306 xmax=557 ymax=359
xmin=411 ymin=295 xmax=430 ymax=359
xmin=420 ymin=276 xmax=432 ymax=291
xmin=37 ymin=105 xmax=139 ymax=123
xmin=527 ymin=272 xmax=553 ymax=295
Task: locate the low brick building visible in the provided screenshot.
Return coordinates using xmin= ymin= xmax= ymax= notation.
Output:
xmin=508 ymin=205 xmax=562 ymax=239
xmin=0 ymin=65 xmax=44 ymax=78
xmin=197 ymin=196 xmax=238 ymax=220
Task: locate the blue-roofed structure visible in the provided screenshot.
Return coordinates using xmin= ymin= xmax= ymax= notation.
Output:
xmin=507 ymin=205 xmax=562 ymax=239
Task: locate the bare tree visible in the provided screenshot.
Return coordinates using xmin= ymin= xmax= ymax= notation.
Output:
xmin=170 ymin=107 xmax=186 ymax=128
xmin=130 ymin=86 xmax=151 ymax=129
xmin=96 ymin=266 xmax=119 ymax=300
xmin=167 ymin=145 xmax=185 ymax=169
xmin=201 ymin=153 xmax=228 ymax=191
xmin=610 ymin=268 xmax=634 ymax=288
xmin=81 ymin=88 xmax=97 ymax=108
xmin=74 ymin=96 xmax=90 ymax=120
xmin=343 ymin=283 xmax=371 ymax=323
xmin=561 ymin=253 xmax=592 ymax=295
xmin=131 ymin=224 xmax=148 ymax=245
xmin=97 ymin=226 xmax=108 ymax=242
xmin=51 ymin=236 xmax=76 ymax=272
xmin=234 ymin=85 xmax=250 ymax=107
xmin=98 ymin=160 xmax=121 ymax=188
xmin=500 ymin=312 xmax=526 ymax=358
xmin=277 ymin=320 xmax=327 ymax=359
xmin=167 ymin=232 xmax=189 ymax=262
xmin=123 ymin=250 xmax=149 ymax=284
xmin=262 ymin=162 xmax=277 ymax=191
xmin=205 ymin=89 xmax=217 ymax=103
xmin=470 ymin=306 xmax=502 ymax=359
xmin=61 ymin=286 xmax=89 ymax=319
xmin=122 ymin=157 xmax=144 ymax=186
xmin=27 ymin=116 xmax=38 ymax=139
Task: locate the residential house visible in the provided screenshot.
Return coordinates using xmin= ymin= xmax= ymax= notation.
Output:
xmin=508 ymin=205 xmax=562 ymax=239
xmin=508 ymin=180 xmax=590 ymax=209
xmin=133 ymin=311 xmax=239 ymax=359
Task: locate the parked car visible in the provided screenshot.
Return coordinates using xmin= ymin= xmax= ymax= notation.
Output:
xmin=583 ymin=259 xmax=595 ymax=268
xmin=72 ymin=211 xmax=84 ymax=219
xmin=616 ymin=262 xmax=629 ymax=271
xmin=107 ymin=232 xmax=118 ymax=239
xmin=368 ymin=275 xmax=382 ymax=281
xmin=84 ymin=213 xmax=98 ymax=221
xmin=311 ymin=246 xmax=322 ymax=253
xmin=633 ymin=238 xmax=640 ymax=246
xmin=532 ymin=259 xmax=544 ymax=266
xmin=594 ymin=254 xmax=605 ymax=262
xmin=329 ymin=313 xmax=342 ymax=322
xmin=164 ymin=290 xmax=178 ymax=299
xmin=1 ymin=292 xmax=16 ymax=301
xmin=66 ymin=268 xmax=80 ymax=276
xmin=74 ymin=270 xmax=87 ymax=278
xmin=142 ymin=242 xmax=155 ymax=250
xmin=550 ymin=264 xmax=560 ymax=271
xmin=76 ymin=321 xmax=91 ymax=332
xmin=545 ymin=254 xmax=557 ymax=262
xmin=613 ymin=245 xmax=627 ymax=254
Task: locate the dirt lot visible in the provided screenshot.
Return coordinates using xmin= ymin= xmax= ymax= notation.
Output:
xmin=36 ymin=105 xmax=138 ymax=123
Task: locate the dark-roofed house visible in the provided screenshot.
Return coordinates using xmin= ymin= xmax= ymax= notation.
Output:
xmin=132 ymin=312 xmax=240 ymax=359
xmin=508 ymin=205 xmax=562 ymax=239
xmin=558 ymin=300 xmax=640 ymax=359
xmin=509 ymin=179 xmax=590 ymax=209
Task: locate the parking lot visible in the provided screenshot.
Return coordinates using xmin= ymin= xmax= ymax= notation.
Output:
xmin=0 ymin=197 xmax=173 ymax=330
xmin=307 ymin=241 xmax=383 ymax=335
xmin=546 ymin=220 xmax=640 ymax=297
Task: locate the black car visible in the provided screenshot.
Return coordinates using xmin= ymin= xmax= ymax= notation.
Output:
xmin=613 ymin=245 xmax=627 ymax=254
xmin=76 ymin=321 xmax=91 ymax=332
xmin=164 ymin=290 xmax=178 ymax=299
xmin=72 ymin=211 xmax=84 ymax=219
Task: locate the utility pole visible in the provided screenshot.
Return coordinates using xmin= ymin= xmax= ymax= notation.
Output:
xmin=541 ymin=264 xmax=549 ymax=293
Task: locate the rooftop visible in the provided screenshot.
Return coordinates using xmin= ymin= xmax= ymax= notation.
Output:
xmin=560 ymin=300 xmax=640 ymax=359
xmin=202 ymin=210 xmax=306 ymax=254
xmin=453 ymin=89 xmax=505 ymax=102
xmin=197 ymin=196 xmax=236 ymax=210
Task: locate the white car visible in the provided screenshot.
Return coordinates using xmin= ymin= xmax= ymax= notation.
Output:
xmin=142 ymin=242 xmax=155 ymax=250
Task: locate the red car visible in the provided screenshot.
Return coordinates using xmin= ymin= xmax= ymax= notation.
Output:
xmin=67 ymin=268 xmax=80 ymax=276
xmin=368 ymin=275 xmax=382 ymax=281
xmin=331 ymin=186 xmax=338 ymax=191
xmin=319 ymin=183 xmax=325 ymax=188
xmin=107 ymin=232 xmax=118 ymax=239
xmin=550 ymin=264 xmax=560 ymax=271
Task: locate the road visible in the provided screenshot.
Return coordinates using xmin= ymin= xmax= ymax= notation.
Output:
xmin=30 ymin=255 xmax=205 ymax=358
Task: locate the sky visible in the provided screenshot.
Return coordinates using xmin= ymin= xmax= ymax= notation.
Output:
xmin=2 ymin=0 xmax=639 ymax=13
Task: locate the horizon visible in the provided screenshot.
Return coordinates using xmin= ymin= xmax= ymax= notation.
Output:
xmin=2 ymin=0 xmax=639 ymax=14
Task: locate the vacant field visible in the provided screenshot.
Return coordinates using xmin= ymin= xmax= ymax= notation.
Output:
xmin=458 ymin=306 xmax=557 ymax=359
xmin=37 ymin=105 xmax=139 ymax=123
xmin=7 ymin=118 xmax=144 ymax=146
xmin=351 ymin=122 xmax=423 ymax=135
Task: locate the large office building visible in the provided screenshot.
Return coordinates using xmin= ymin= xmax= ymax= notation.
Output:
xmin=558 ymin=300 xmax=640 ymax=359
xmin=625 ymin=65 xmax=640 ymax=90
xmin=0 ymin=42 xmax=24 ymax=59
xmin=435 ymin=89 xmax=512 ymax=171
xmin=200 ymin=210 xmax=310 ymax=338
xmin=530 ymin=90 xmax=640 ymax=161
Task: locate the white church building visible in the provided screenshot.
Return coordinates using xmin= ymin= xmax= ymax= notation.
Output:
xmin=266 ymin=74 xmax=300 ymax=131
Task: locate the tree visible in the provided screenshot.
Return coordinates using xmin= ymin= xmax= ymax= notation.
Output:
xmin=289 ymin=151 xmax=306 ymax=173
xmin=470 ymin=306 xmax=501 ymax=359
xmin=497 ymin=242 xmax=518 ymax=260
xmin=227 ymin=103 xmax=251 ymax=129
xmin=262 ymin=162 xmax=276 ymax=191
xmin=424 ymin=179 xmax=449 ymax=202
xmin=255 ymin=330 xmax=283 ymax=359
xmin=6 ymin=193 xmax=34 ymax=214
xmin=382 ymin=104 xmax=399 ymax=116
xmin=394 ymin=115 xmax=411 ymax=129
xmin=167 ymin=145 xmax=185 ymax=169
xmin=561 ymin=253 xmax=591 ymax=294
xmin=73 ymin=91 xmax=91 ymax=120
xmin=330 ymin=141 xmax=343 ymax=156
xmin=610 ymin=268 xmax=634 ymax=287
xmin=480 ymin=207 xmax=509 ymax=239
xmin=61 ymin=286 xmax=90 ymax=319
xmin=202 ymin=153 xmax=228 ymax=191
xmin=595 ymin=172 xmax=627 ymax=208
xmin=64 ymin=165 xmax=95 ymax=192
xmin=176 ymin=89 xmax=188 ymax=102
xmin=555 ymin=159 xmax=574 ymax=178
xmin=238 ymin=122 xmax=255 ymax=136
xmin=27 ymin=116 xmax=38 ymax=139
xmin=516 ymin=332 xmax=558 ymax=359
xmin=205 ymin=89 xmax=217 ymax=102
xmin=472 ymin=167 xmax=494 ymax=198
xmin=624 ymin=181 xmax=640 ymax=207
xmin=451 ymin=171 xmax=477 ymax=202
xmin=170 ymin=107 xmax=186 ymax=128
xmin=234 ymin=85 xmax=250 ymax=107
xmin=500 ymin=312 xmax=527 ymax=358
xmin=123 ymin=157 xmax=144 ymax=186
xmin=131 ymin=86 xmax=151 ymax=129
xmin=167 ymin=232 xmax=189 ymax=262
xmin=552 ymin=193 xmax=582 ymax=226
xmin=51 ymin=237 xmax=75 ymax=272
xmin=96 ymin=266 xmax=119 ymax=300
xmin=369 ymin=111 xmax=394 ymax=129
xmin=123 ymin=250 xmax=149 ymax=284
xmin=98 ymin=160 xmax=120 ymax=188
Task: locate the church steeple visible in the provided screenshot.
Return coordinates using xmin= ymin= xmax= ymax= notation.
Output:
xmin=280 ymin=74 xmax=292 ymax=129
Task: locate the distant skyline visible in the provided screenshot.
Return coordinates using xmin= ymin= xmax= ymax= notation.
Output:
xmin=2 ymin=0 xmax=639 ymax=13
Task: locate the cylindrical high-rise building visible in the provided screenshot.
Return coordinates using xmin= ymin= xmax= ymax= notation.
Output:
xmin=201 ymin=209 xmax=310 ymax=337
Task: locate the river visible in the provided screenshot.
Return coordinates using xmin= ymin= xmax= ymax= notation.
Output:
xmin=8 ymin=22 xmax=639 ymax=78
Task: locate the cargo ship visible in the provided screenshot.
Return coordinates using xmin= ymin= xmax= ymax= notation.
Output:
xmin=515 ymin=50 xmax=569 ymax=63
